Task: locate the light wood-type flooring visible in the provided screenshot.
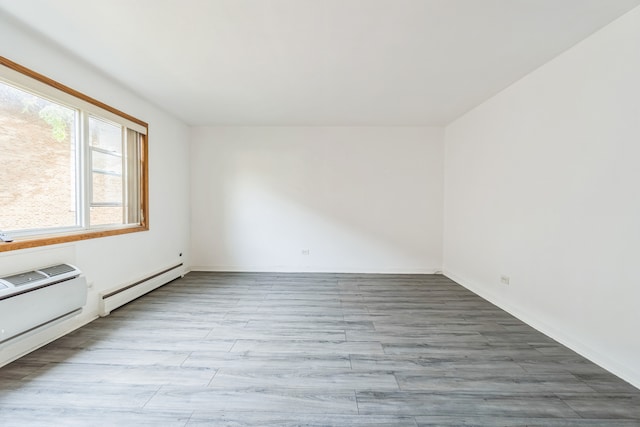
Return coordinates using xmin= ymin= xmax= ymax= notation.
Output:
xmin=1 ymin=272 xmax=639 ymax=426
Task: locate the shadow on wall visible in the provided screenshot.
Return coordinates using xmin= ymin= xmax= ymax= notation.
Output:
xmin=193 ymin=128 xmax=442 ymax=272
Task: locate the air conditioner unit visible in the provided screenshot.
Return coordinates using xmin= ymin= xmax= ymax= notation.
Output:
xmin=0 ymin=264 xmax=87 ymax=345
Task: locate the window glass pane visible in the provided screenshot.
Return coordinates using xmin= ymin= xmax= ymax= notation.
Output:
xmin=0 ymin=81 xmax=77 ymax=232
xmin=90 ymin=206 xmax=123 ymax=226
xmin=89 ymin=116 xmax=121 ymax=153
xmin=92 ymin=172 xmax=122 ymax=204
xmin=92 ymin=150 xmax=122 ymax=175
xmin=90 ymin=117 xmax=123 ymax=211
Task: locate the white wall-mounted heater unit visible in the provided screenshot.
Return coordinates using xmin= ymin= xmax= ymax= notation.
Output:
xmin=0 ymin=264 xmax=87 ymax=345
xmin=99 ymin=263 xmax=183 ymax=317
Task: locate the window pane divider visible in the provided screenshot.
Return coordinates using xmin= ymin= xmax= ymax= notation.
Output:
xmin=91 ymin=146 xmax=122 ymax=157
xmin=92 ymin=169 xmax=122 ymax=177
xmin=91 ymin=202 xmax=124 ymax=207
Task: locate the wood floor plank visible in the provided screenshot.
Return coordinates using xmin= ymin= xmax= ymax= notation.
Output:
xmin=394 ymin=371 xmax=595 ymax=393
xmin=145 ymin=387 xmax=359 ymax=414
xmin=209 ymin=368 xmax=399 ymax=390
xmin=0 ymin=408 xmax=191 ymax=427
xmin=356 ymin=391 xmax=580 ymax=417
xmin=182 ymin=351 xmax=352 ymax=370
xmin=187 ymin=412 xmax=418 ymax=426
xmin=230 ymin=339 xmax=385 ymax=355
xmin=16 ymin=347 xmax=191 ymax=366
xmin=414 ymin=415 xmax=640 ymax=426
xmin=21 ymin=363 xmax=216 ymax=387
xmin=558 ymin=393 xmax=640 ymax=419
xmin=0 ymin=381 xmax=159 ymax=410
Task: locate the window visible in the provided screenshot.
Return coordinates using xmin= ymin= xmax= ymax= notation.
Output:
xmin=0 ymin=56 xmax=148 ymax=252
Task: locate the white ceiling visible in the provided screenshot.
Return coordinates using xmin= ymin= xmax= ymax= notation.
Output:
xmin=1 ymin=0 xmax=639 ymax=126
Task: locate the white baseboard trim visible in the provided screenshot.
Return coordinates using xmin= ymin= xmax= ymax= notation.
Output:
xmin=444 ymin=269 xmax=640 ymax=390
xmin=99 ymin=263 xmax=186 ymax=316
xmin=190 ymin=265 xmax=441 ymax=274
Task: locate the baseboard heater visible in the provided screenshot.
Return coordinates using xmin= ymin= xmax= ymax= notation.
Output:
xmin=0 ymin=264 xmax=87 ymax=345
xmin=99 ymin=263 xmax=184 ymax=316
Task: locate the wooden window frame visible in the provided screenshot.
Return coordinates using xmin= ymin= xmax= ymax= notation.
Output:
xmin=0 ymin=56 xmax=149 ymax=253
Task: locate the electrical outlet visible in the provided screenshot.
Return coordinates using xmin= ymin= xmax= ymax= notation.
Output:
xmin=500 ymin=275 xmax=510 ymax=285
xmin=301 ymin=249 xmax=310 ymax=256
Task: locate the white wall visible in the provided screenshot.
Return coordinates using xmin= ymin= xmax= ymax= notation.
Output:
xmin=444 ymin=7 xmax=640 ymax=387
xmin=191 ymin=126 xmax=443 ymax=273
xmin=0 ymin=13 xmax=191 ymax=364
